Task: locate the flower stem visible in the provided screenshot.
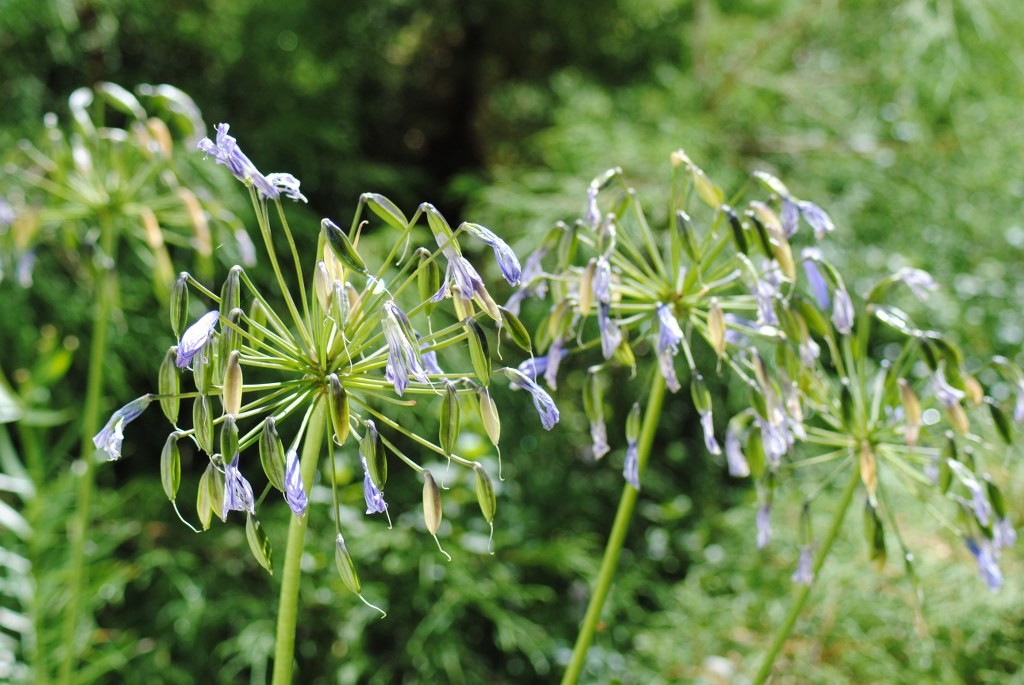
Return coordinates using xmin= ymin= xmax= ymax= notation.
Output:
xmin=271 ymin=398 xmax=327 ymax=685
xmin=751 ymin=465 xmax=861 ymax=685
xmin=561 ymin=371 xmax=667 ymax=685
xmin=58 ymin=213 xmax=118 ymax=685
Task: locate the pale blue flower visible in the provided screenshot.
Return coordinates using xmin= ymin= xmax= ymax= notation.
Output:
xmin=544 ymin=337 xmax=565 ymax=390
xmin=657 ymin=348 xmax=681 ymax=393
xmin=801 ymin=248 xmax=831 ymax=310
xmin=222 ymin=453 xmax=255 ymax=520
xmin=597 ymin=303 xmax=622 ymax=359
xmin=506 ymin=369 xmax=560 ymax=430
xmin=266 ymin=172 xmax=307 ymax=203
xmin=931 ymin=364 xmax=965 ymax=408
xmin=791 ymin=545 xmax=815 ymax=585
xmin=623 ymin=438 xmax=640 ymax=489
xmin=781 ymin=195 xmax=799 ymax=238
xmin=700 ymin=411 xmax=721 ymax=455
xmin=585 ymin=186 xmax=601 ymax=230
xmin=757 ymin=504 xmax=773 ymax=548
xmin=591 ymin=418 xmax=610 ymax=459
xmin=198 ymin=123 xmax=278 ymax=199
xmin=994 ymin=517 xmax=1017 ymax=550
xmin=466 ymin=224 xmax=522 ymax=286
xmin=754 ymin=279 xmax=779 ymax=326
xmin=592 ymin=256 xmax=612 ymax=304
xmin=725 ymin=427 xmax=750 ymax=477
xmin=176 ymin=310 xmax=219 ymax=368
xmin=283 ymin=448 xmax=307 ymax=516
xmin=92 ymin=395 xmax=152 ymax=460
xmin=798 ymin=200 xmax=835 ymax=240
xmin=505 ymin=248 xmax=549 ymax=316
xmin=894 ymin=267 xmax=937 ymax=300
xmin=967 ymin=480 xmax=992 ymax=527
xmin=831 ymin=289 xmax=854 ymax=334
xmin=966 ymin=538 xmax=1003 ymax=590
xmin=381 ymin=300 xmax=428 ymax=396
xmin=362 ymin=458 xmax=388 ymax=515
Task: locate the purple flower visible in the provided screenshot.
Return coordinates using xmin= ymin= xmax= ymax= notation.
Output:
xmin=362 ymin=458 xmax=388 ymax=515
xmin=506 ymin=369 xmax=560 ymax=430
xmin=798 ymin=200 xmax=835 ymax=240
xmin=623 ymin=438 xmax=640 ymax=489
xmin=514 ymin=354 xmax=549 ymax=385
xmin=591 ymin=418 xmax=610 ymax=459
xmin=931 ymin=364 xmax=965 ymax=408
xmin=994 ymin=517 xmax=1017 ymax=550
xmin=791 ymin=545 xmax=815 ymax=585
xmin=597 ymin=303 xmax=622 ymax=359
xmin=421 ymin=345 xmax=444 ymax=376
xmin=283 ymin=448 xmax=308 ymax=516
xmin=176 ymin=310 xmax=220 ymax=368
xmin=967 ymin=480 xmax=992 ymax=527
xmin=754 ymin=279 xmax=779 ymax=326
xmin=894 ymin=267 xmax=937 ymax=300
xmin=758 ymin=418 xmax=790 ymax=467
xmin=544 ymin=337 xmax=565 ymax=390
xmin=781 ymin=196 xmax=799 ymax=238
xmin=431 ymin=246 xmax=488 ymax=305
xmin=657 ymin=349 xmax=681 ymax=393
xmin=725 ymin=427 xmax=750 ymax=477
xmin=799 ymin=338 xmax=821 ymax=368
xmin=467 ymin=224 xmax=522 ymax=286
xmin=700 ymin=411 xmax=721 ymax=455
xmin=222 ymin=453 xmax=255 ymax=521
xmin=757 ymin=504 xmax=773 ymax=549
xmin=381 ymin=301 xmax=428 ymax=396
xmin=656 ymin=304 xmax=684 ymax=354
xmin=92 ymin=395 xmax=152 ymax=460
xmin=266 ymin=172 xmax=307 ymax=203
xmin=801 ymin=248 xmax=831 ymax=310
xmin=966 ymin=538 xmax=1003 ymax=590
xmin=198 ymin=123 xmax=278 ymax=200
xmin=592 ymin=257 xmax=612 ymax=305
xmin=16 ymin=250 xmax=36 ymax=288
xmin=831 ymin=289 xmax=854 ymax=335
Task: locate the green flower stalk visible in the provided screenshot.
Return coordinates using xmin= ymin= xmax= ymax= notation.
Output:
xmin=506 ymin=150 xmax=1021 ymax=683
xmin=98 ymin=123 xmax=554 ymax=683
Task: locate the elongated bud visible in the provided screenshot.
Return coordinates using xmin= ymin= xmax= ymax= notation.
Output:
xmin=158 ymin=346 xmax=180 ymax=423
xmin=193 ymin=395 xmax=214 ymax=454
xmin=416 ymin=247 xmax=440 ymax=314
xmin=423 ymin=471 xmax=443 ymax=535
xmin=556 ymin=222 xmax=579 ymax=272
xmin=220 ymin=265 xmax=241 ymax=315
xmin=963 ymin=374 xmax=984 ymax=405
xmin=245 ymin=513 xmax=273 ymax=574
xmin=219 ymin=308 xmax=243 ymax=363
xmin=690 ymin=375 xmax=712 ymax=415
xmin=864 ymin=501 xmax=886 ymax=570
xmin=439 ymin=382 xmax=460 ymax=456
xmin=478 ymin=388 xmax=501 ymax=447
xmin=171 ymin=272 xmax=189 ymax=339
xmin=451 ymin=283 xmax=475 ymax=321
xmin=859 ymin=441 xmax=878 ymax=501
xmin=582 ymin=371 xmax=604 ymax=423
xmin=197 ymin=460 xmax=224 ymax=531
xmin=313 ymin=260 xmax=333 ymax=313
xmin=987 ymin=399 xmax=1013 ymax=444
xmin=322 ymin=218 xmax=368 ymax=274
xmin=222 ymin=350 xmax=243 ymax=417
xmin=947 ymin=402 xmax=969 ymax=435
xmin=465 ymin=319 xmax=491 ymax=387
xmin=690 ymin=165 xmax=724 ymax=208
xmin=899 ymin=379 xmax=921 ymax=447
xmin=474 ymin=463 xmax=497 ymax=552
xmin=220 ymin=415 xmax=239 ymax=461
xmin=364 ymin=192 xmax=409 ymax=230
xmin=328 ymin=374 xmax=350 ymax=446
xmin=259 ymin=417 xmax=286 ymax=492
xmin=985 ymin=476 xmax=1007 ymax=519
xmin=332 ymin=281 xmax=350 ymax=328
xmin=247 ymin=298 xmax=267 ymax=346
xmin=192 ymin=340 xmax=213 ymax=394
xmin=359 ymin=420 xmax=386 ymax=489
xmin=724 ymin=206 xmax=748 ymax=254
xmin=674 ymin=211 xmax=698 ymax=262
xmin=746 ymin=209 xmax=774 ymax=257
xmin=335 ymin=533 xmax=362 ymax=594
xmin=938 ymin=438 xmax=955 ymax=493
xmin=498 ymin=306 xmax=532 ymax=353
xmin=625 ymin=403 xmax=641 ymax=443
xmin=160 ymin=433 xmax=181 ymax=502
xmin=708 ymin=299 xmax=726 ymax=357
xmin=578 ymin=259 xmax=596 ymax=316
xmin=746 ymin=428 xmax=766 ymax=479
xmin=839 ymin=379 xmax=855 ymax=427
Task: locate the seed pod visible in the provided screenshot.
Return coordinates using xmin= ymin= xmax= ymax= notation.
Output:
xmin=859 ymin=441 xmax=878 ymax=501
xmin=690 ymin=166 xmax=724 ymax=208
xmin=439 ymin=382 xmax=460 ymax=456
xmin=193 ymin=341 xmax=212 ymax=395
xmin=939 ymin=439 xmax=956 ymax=494
xmin=158 ymin=346 xmax=180 ymax=424
xmin=322 ymin=218 xmax=368 ymax=275
xmin=245 ymin=513 xmax=273 ymax=574
xmin=674 ymin=211 xmax=698 ymax=262
xmin=220 ymin=265 xmax=242 ymax=315
xmin=197 ymin=460 xmax=224 ymax=531
xmin=746 ymin=428 xmax=766 ymax=479
xmin=422 ymin=471 xmax=443 ymax=535
xmin=946 ymin=402 xmax=969 ymax=435
xmin=219 ymin=308 xmax=243 ymax=370
xmin=863 ymin=501 xmax=886 ymax=569
xmin=222 ymin=350 xmax=243 ymax=417
xmin=985 ymin=476 xmax=1008 ymax=519
xmin=220 ymin=416 xmax=240 ymax=463
xmin=313 ymin=260 xmax=332 ymax=313
xmin=332 ymin=281 xmax=350 ymax=328
xmin=478 ymin=388 xmax=501 ymax=448
xmin=963 ymin=374 xmax=984 ymax=405
xmin=360 ymin=420 xmax=386 ymax=489
xmin=465 ymin=319 xmax=491 ymax=387
xmin=839 ymin=379 xmax=855 ymax=428
xmin=987 ymin=399 xmax=1013 ymax=444
xmin=160 ymin=433 xmax=181 ymax=502
xmin=451 ymin=284 xmax=475 ymax=321
xmin=416 ymin=247 xmax=440 ymax=314
xmin=625 ymin=403 xmax=641 ymax=444
xmin=363 ymin=192 xmax=409 ymax=230
xmin=723 ymin=206 xmax=748 ymax=255
xmin=578 ymin=259 xmax=596 ymax=316
xmin=170 ymin=272 xmax=189 ymax=339
xmin=613 ymin=337 xmax=636 ymax=371
xmin=708 ymin=299 xmax=726 ymax=357
xmin=474 ymin=463 xmax=496 ymax=525
xmin=899 ymin=379 xmax=921 ymax=448
xmin=335 ymin=533 xmax=362 ymax=594
xmin=498 ymin=306 xmax=532 ymax=353
xmin=746 ymin=209 xmax=774 ymax=257
xmin=582 ymin=371 xmax=604 ymax=424
xmin=259 ymin=416 xmax=286 ymax=492
xmin=690 ymin=375 xmax=712 ymax=415
xmin=556 ymin=222 xmax=579 ymax=271
xmin=328 ymin=374 xmax=350 ymax=446
xmin=193 ymin=395 xmax=214 ymax=454
xmin=247 ymin=298 xmax=267 ymax=346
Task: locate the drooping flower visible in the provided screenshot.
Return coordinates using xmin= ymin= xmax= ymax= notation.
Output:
xmin=176 ymin=310 xmax=220 ymax=368
xmin=966 ymin=538 xmax=1003 ymax=590
xmin=592 ymin=256 xmax=612 ymax=304
xmin=798 ymin=200 xmax=835 ymax=240
xmin=597 ymin=303 xmax=622 ymax=359
xmin=655 ymin=304 xmax=684 ymax=392
xmin=505 ymin=248 xmax=549 ymax=316
xmin=831 ymin=289 xmax=854 ymax=334
xmin=700 ymin=411 xmax=721 ymax=455
xmin=362 ymin=458 xmax=388 ymax=515
xmin=466 ymin=224 xmax=522 ymax=286
xmin=781 ymin=195 xmax=799 ymax=238
xmin=283 ymin=448 xmax=307 ymax=516
xmin=758 ymin=417 xmax=790 ymax=467
xmin=591 ymin=418 xmax=610 ymax=459
xmin=505 ymin=369 xmax=560 ymax=430
xmin=757 ymin=504 xmax=773 ymax=548
xmin=894 ymin=267 xmax=937 ymax=300
xmin=754 ymin=279 xmax=779 ymax=326
xmin=266 ymin=172 xmax=307 ymax=203
xmin=623 ymin=437 xmax=640 ymax=489
xmin=967 ymin=480 xmax=992 ymax=527
xmin=544 ymin=337 xmax=565 ymax=390
xmin=801 ymin=248 xmax=831 ymax=310
xmin=92 ymin=395 xmax=152 ymax=460
xmin=381 ymin=300 xmax=428 ymax=396
xmin=222 ymin=453 xmax=255 ymax=520
xmin=724 ymin=427 xmax=750 ymax=477
xmin=994 ymin=517 xmax=1017 ymax=550
xmin=197 ymin=123 xmax=278 ymax=200
xmin=791 ymin=545 xmax=815 ymax=585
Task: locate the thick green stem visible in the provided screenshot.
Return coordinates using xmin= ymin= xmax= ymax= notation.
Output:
xmin=751 ymin=466 xmax=861 ymax=685
xmin=58 ymin=216 xmax=118 ymax=685
xmin=561 ymin=371 xmax=667 ymax=685
xmin=271 ymin=399 xmax=327 ymax=685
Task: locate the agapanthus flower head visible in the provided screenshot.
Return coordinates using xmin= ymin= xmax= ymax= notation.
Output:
xmin=93 ymin=395 xmax=152 ymax=460
xmin=797 ymin=200 xmax=835 ymax=240
xmin=284 ymin=448 xmax=308 ymax=517
xmin=504 ymin=369 xmax=560 ymax=430
xmin=176 ymin=310 xmax=219 ymax=368
xmin=222 ymin=453 xmax=255 ymax=520
xmin=197 ymin=123 xmax=278 ymax=200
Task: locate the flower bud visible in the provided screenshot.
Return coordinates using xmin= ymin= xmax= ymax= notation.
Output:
xmin=220 ymin=415 xmax=239 ymax=461
xmin=899 ymin=379 xmax=921 ymax=448
xmin=364 ymin=192 xmax=409 ymax=230
xmin=708 ymin=299 xmax=726 ymax=358
xmin=498 ymin=305 xmax=532 ymax=354
xmin=245 ymin=513 xmax=273 ymax=574
xmin=674 ymin=211 xmax=698 ymax=262
xmin=863 ymin=501 xmax=886 ymax=570
xmin=193 ymin=395 xmax=214 ymax=454
xmin=197 ymin=460 xmax=224 ymax=531
xmin=416 ymin=247 xmax=440 ymax=315
xmin=170 ymin=272 xmax=189 ymax=339
xmin=859 ymin=441 xmax=877 ymax=501
xmin=690 ymin=166 xmax=724 ymax=208
xmin=422 ymin=470 xmax=444 ymax=535
xmin=222 ymin=350 xmax=243 ymax=417
xmin=160 ymin=432 xmax=181 ymax=502
xmin=578 ymin=259 xmax=596 ymax=316
xmin=335 ymin=533 xmax=362 ymax=595
xmin=478 ymin=388 xmax=501 ymax=448
xmin=690 ymin=375 xmax=712 ymax=415
xmin=247 ymin=298 xmax=267 ymax=346
xmin=359 ymin=420 xmax=386 ymax=490
xmin=465 ymin=319 xmax=491 ymax=387
xmin=220 ymin=265 xmax=241 ymax=315
xmin=473 ymin=463 xmax=496 ymax=526
xmin=625 ymin=402 xmax=641 ymax=444
xmin=259 ymin=416 xmax=286 ymax=492
xmin=451 ymin=284 xmax=475 ymax=321
xmin=313 ymin=260 xmax=332 ymax=313
xmin=322 ymin=218 xmax=368 ymax=275
xmin=328 ymin=374 xmax=350 ymax=446
xmin=219 ymin=308 xmax=243 ymax=371
xmin=158 ymin=346 xmax=180 ymax=424
xmin=946 ymin=402 xmax=969 ymax=435
xmin=439 ymin=382 xmax=460 ymax=456
xmin=724 ymin=206 xmax=748 ymax=254
xmin=987 ymin=399 xmax=1013 ymax=444
xmin=192 ymin=339 xmax=214 ymax=394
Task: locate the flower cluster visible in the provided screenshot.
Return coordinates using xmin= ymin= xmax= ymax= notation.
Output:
xmin=507 ymin=149 xmax=1020 ymax=589
xmin=95 ymin=125 xmax=554 ymax=603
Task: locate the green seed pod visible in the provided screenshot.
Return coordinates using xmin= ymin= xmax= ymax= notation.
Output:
xmin=556 ymin=222 xmax=579 ymax=271
xmin=498 ymin=306 xmax=532 ymax=353
xmin=793 ymin=296 xmax=830 ymax=337
xmin=335 ymin=533 xmax=362 ymax=595
xmin=247 ymin=298 xmax=267 ymax=346
xmin=328 ymin=374 xmax=350 ymax=446
xmin=746 ymin=428 xmax=766 ymax=479
xmin=859 ymin=441 xmax=878 ymax=500
xmin=158 ymin=346 xmax=180 ymax=424
xmin=313 ymin=260 xmax=332 ymax=314
xmin=439 ymin=382 xmax=460 ymax=456
xmin=582 ymin=371 xmax=604 ymax=424
xmin=451 ymin=284 xmax=475 ymax=321
xmin=219 ymin=308 xmax=243 ymax=369
xmin=724 ymin=206 xmax=748 ymax=255
xmin=674 ymin=210 xmax=699 ymax=262
xmin=745 ymin=209 xmax=774 ymax=257
xmin=220 ymin=265 xmax=241 ymax=316
xmin=690 ymin=374 xmax=712 ymax=415
xmin=465 ymin=319 xmax=491 ymax=387
xmin=245 ymin=513 xmax=273 ymax=574
xmin=416 ymin=247 xmax=440 ymax=314
xmin=222 ymin=350 xmax=243 ymax=417
xmin=478 ymin=388 xmax=501 ymax=448
xmin=987 ymin=399 xmax=1013 ymax=444
xmin=359 ymin=420 xmax=386 ymax=490
xmin=474 ymin=463 xmax=496 ymax=525
xmin=708 ymin=299 xmax=726 ymax=358
xmin=197 ymin=460 xmax=224 ymax=531
xmin=220 ymin=416 xmax=239 ymax=464
xmin=160 ymin=433 xmax=181 ymax=502
xmin=363 ymin=192 xmax=408 ymax=230
xmin=690 ymin=166 xmax=724 ymax=208
xmin=423 ymin=203 xmax=455 ymax=243
xmin=170 ymin=272 xmax=189 ymax=339
xmin=193 ymin=395 xmax=214 ymax=454
xmin=985 ymin=476 xmax=1008 ymax=519
xmin=946 ymin=402 xmax=969 ymax=435
xmin=322 ymin=218 xmax=368 ymax=275
xmin=192 ymin=338 xmax=212 ymax=395
xmin=839 ymin=379 xmax=855 ymax=428
xmin=625 ymin=403 xmax=641 ymax=444
xmin=423 ymin=471 xmax=443 ymax=535
xmin=578 ymin=259 xmax=596 ymax=317
xmin=259 ymin=416 xmax=286 ymax=492
xmin=899 ymin=379 xmax=921 ymax=448
xmin=332 ymin=281 xmax=350 ymax=328
xmin=864 ymin=501 xmax=886 ymax=569
xmin=918 ymin=338 xmax=939 ymax=372
xmin=613 ymin=337 xmax=636 ymax=371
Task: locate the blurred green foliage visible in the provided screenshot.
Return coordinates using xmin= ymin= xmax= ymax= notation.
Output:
xmin=2 ymin=0 xmax=1024 ymax=683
